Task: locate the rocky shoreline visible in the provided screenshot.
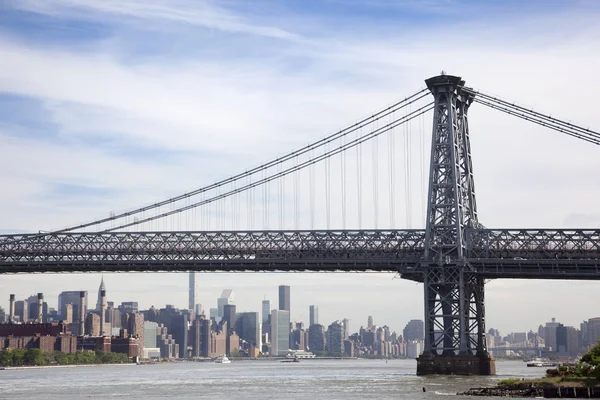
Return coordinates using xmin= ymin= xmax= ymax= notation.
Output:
xmin=459 ymin=384 xmax=600 ymax=398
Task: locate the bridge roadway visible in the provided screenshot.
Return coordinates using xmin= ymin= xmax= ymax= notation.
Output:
xmin=0 ymin=229 xmax=599 ymax=279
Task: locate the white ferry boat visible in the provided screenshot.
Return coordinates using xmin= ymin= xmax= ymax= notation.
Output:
xmin=526 ymin=358 xmax=557 ymax=367
xmin=285 ymin=350 xmax=316 ymax=359
xmin=214 ymin=355 xmax=231 ymax=364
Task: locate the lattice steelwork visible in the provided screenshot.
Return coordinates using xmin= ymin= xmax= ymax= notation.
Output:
xmin=421 ymin=74 xmax=485 ymax=358
xmin=1 ymin=228 xmax=599 ymax=274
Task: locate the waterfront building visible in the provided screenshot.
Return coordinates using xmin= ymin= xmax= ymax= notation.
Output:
xmin=200 ymin=316 xmax=211 ymax=357
xmin=121 ymin=312 xmax=145 ymax=357
xmin=403 ymin=320 xmax=424 ymax=342
xmin=588 ymin=317 xmax=600 ymax=349
xmin=327 ymin=321 xmax=344 ymax=354
xmin=344 ymin=339 xmax=354 ymax=357
xmin=406 ymin=340 xmax=423 ymax=359
xmin=544 ymin=318 xmax=561 ymax=352
xmin=342 ymin=318 xmax=350 ymax=340
xmin=156 ymin=324 xmax=179 ymax=359
xmin=223 ymin=304 xmax=236 ymax=334
xmin=556 ymin=324 xmax=580 ymax=358
xmin=308 ymin=324 xmax=326 ymax=352
xmin=191 ymin=316 xmax=202 ymax=357
xmin=236 ymin=311 xmax=261 ymax=350
xmin=271 ymin=309 xmax=290 ymax=356
xmin=143 ymin=321 xmax=159 ymax=349
xmin=309 ymin=305 xmax=318 ymax=327
xmin=278 ymin=285 xmax=290 ymax=314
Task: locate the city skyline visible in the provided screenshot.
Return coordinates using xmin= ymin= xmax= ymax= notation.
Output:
xmin=1 ymin=273 xmax=599 ymax=335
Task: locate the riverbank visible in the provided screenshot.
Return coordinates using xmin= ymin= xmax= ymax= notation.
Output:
xmin=1 ymin=362 xmax=136 ymax=371
xmin=459 ymin=377 xmax=600 ymax=398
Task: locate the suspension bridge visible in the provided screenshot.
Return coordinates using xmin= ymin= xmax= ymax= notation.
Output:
xmin=1 ymin=74 xmax=599 ymax=375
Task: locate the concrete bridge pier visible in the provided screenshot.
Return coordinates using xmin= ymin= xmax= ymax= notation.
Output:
xmin=416 ymin=353 xmax=496 ymax=375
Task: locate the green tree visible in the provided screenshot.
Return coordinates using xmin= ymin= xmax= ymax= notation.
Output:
xmin=0 ymin=350 xmax=12 ymax=366
xmin=11 ymin=349 xmax=25 ymax=366
xmin=24 ymin=349 xmax=46 ymax=366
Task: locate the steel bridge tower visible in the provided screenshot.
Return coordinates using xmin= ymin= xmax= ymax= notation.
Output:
xmin=416 ymin=74 xmax=495 ymax=375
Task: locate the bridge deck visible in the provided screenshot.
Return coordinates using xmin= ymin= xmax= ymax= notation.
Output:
xmin=0 ymin=229 xmax=599 ymax=278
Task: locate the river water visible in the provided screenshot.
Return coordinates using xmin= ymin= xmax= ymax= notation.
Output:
xmin=0 ymin=359 xmax=544 ymax=399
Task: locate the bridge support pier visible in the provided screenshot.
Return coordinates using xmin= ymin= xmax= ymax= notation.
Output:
xmin=416 ymin=353 xmax=496 ymax=375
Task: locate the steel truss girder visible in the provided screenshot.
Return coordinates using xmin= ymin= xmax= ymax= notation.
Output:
xmin=0 ymin=229 xmax=599 ymax=274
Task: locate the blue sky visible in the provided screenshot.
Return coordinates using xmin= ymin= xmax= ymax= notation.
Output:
xmin=1 ymin=0 xmax=600 ymax=334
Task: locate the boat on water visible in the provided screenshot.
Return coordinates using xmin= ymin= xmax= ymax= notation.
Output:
xmin=281 ymin=357 xmax=300 ymax=363
xmin=285 ymin=350 xmax=315 ymax=359
xmin=526 ymin=358 xmax=557 ymax=367
xmin=214 ymin=356 xmax=231 ymax=364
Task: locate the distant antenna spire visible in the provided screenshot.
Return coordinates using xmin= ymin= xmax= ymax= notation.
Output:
xmin=441 ymin=70 xmax=446 ymax=75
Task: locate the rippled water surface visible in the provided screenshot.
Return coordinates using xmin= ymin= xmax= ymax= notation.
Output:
xmin=0 ymin=359 xmax=545 ymax=399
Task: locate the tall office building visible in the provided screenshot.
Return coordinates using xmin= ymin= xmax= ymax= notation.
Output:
xmin=223 ymin=304 xmax=237 ymax=334
xmin=403 ymin=320 xmax=425 ymax=341
xmin=236 ymin=312 xmax=261 ymax=350
xmin=262 ymin=299 xmax=270 ymax=324
xmin=327 ymin=321 xmax=344 ymax=354
xmin=271 ymin=309 xmax=290 ymax=356
xmin=189 ymin=272 xmax=197 ymax=311
xmin=544 ymin=318 xmax=561 ymax=352
xmin=217 ymin=289 xmax=233 ymax=318
xmin=278 ymin=286 xmax=290 ymax=314
xmin=95 ymin=277 xmax=106 ymax=311
xmin=308 ymin=324 xmax=326 ymax=352
xmin=342 ymin=318 xmax=350 ymax=340
xmin=14 ymin=300 xmax=28 ymax=322
xmin=367 ymin=316 xmax=374 ymax=329
xmin=58 ymin=291 xmax=88 ymax=323
xmin=309 ymin=305 xmax=318 ymax=327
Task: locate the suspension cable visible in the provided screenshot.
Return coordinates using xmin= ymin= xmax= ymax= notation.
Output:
xmin=12 ymin=89 xmax=430 ymax=242
xmin=102 ymin=103 xmax=434 ymax=232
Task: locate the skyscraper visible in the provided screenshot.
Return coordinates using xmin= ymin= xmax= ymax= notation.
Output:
xmin=327 ymin=321 xmax=344 ymax=354
xmin=96 ymin=277 xmax=106 ymax=311
xmin=278 ymin=285 xmax=290 ymax=313
xmin=236 ymin=312 xmax=261 ymax=349
xmin=189 ymin=272 xmax=197 ymax=311
xmin=271 ymin=309 xmax=290 ymax=356
xmin=403 ymin=320 xmax=424 ymax=342
xmin=58 ymin=291 xmax=88 ymax=323
xmin=262 ymin=299 xmax=270 ymax=324
xmin=309 ymin=305 xmax=319 ymax=327
xmin=217 ymin=289 xmax=233 ymax=318
xmin=367 ymin=316 xmax=374 ymax=329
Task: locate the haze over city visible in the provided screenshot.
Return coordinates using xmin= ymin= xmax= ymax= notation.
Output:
xmin=2 ymin=0 xmax=600 ymax=336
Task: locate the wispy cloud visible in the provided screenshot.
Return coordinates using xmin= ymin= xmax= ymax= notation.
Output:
xmin=11 ymin=0 xmax=302 ymax=40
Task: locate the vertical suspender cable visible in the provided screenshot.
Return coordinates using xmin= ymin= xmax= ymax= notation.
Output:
xmin=294 ymin=156 xmax=299 ymax=230
xmin=341 ymin=134 xmax=347 ymax=230
xmin=325 ymin=143 xmax=331 ymax=230
xmin=388 ymin=108 xmax=396 ymax=229
xmin=309 ymin=149 xmax=315 ymax=230
xmin=372 ymin=121 xmax=379 ymax=229
xmin=357 ymin=126 xmax=363 ymax=230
